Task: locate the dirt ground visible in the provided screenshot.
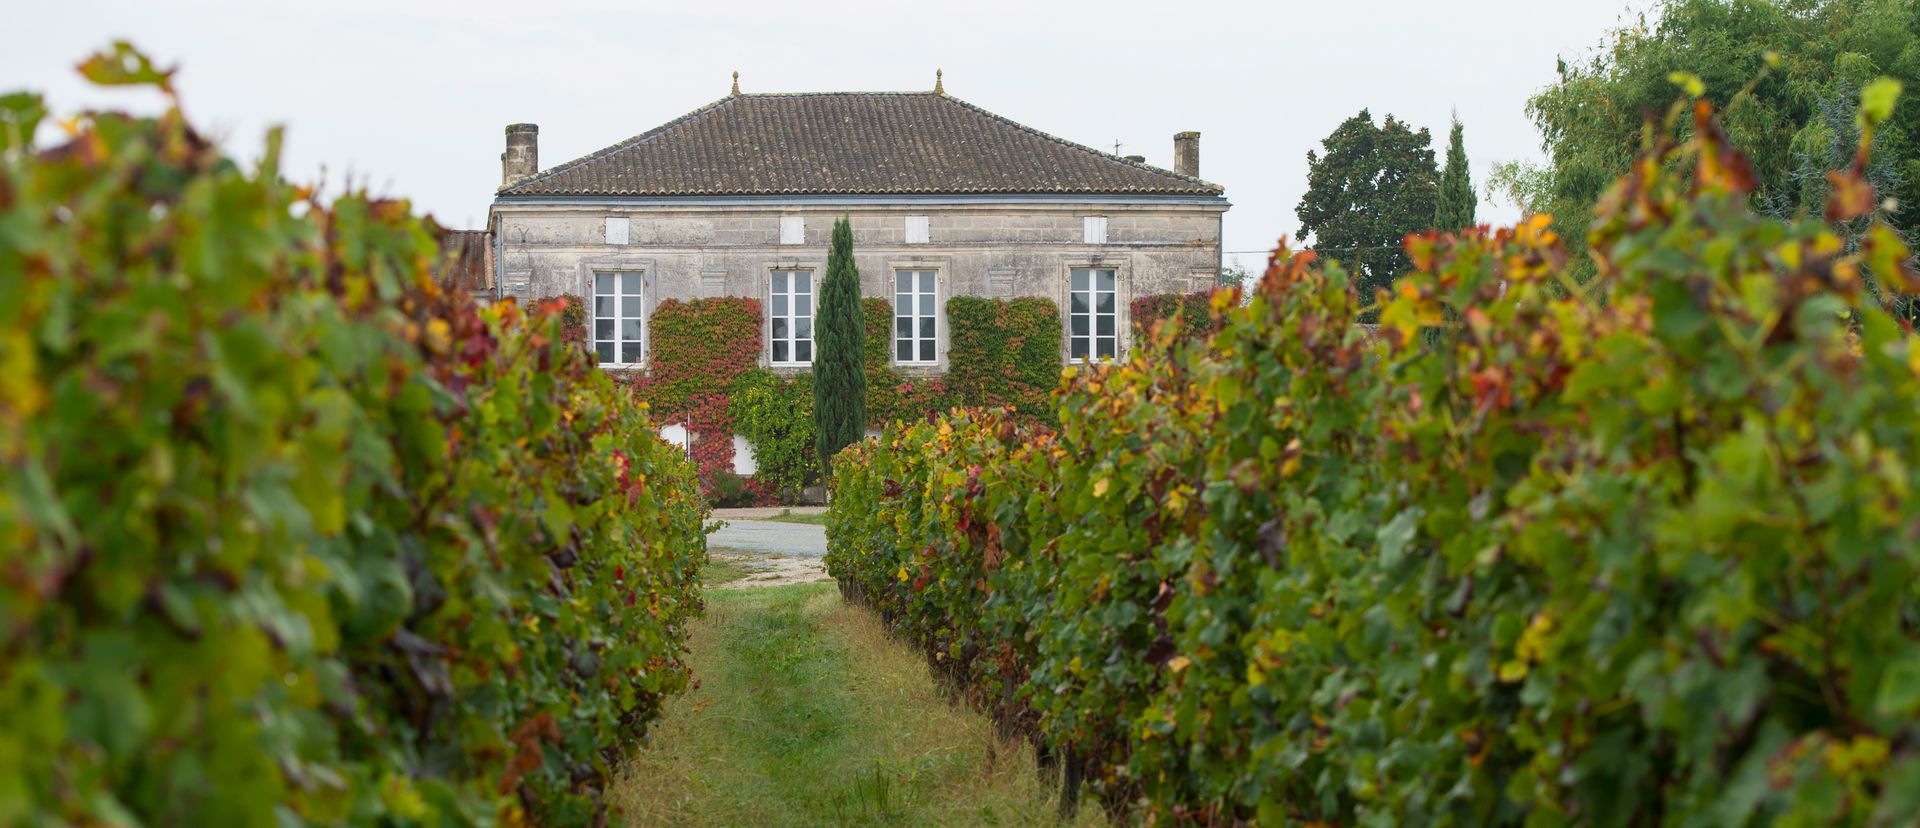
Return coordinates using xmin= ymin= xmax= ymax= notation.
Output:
xmin=707 ymin=548 xmax=830 ymax=589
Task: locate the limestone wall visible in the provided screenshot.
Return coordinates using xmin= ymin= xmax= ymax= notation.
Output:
xmin=493 ymin=200 xmax=1226 ymax=369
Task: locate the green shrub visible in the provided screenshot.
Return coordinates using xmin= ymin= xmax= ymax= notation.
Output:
xmin=729 ymin=369 xmax=818 ymax=496
xmin=0 ymin=49 xmax=705 ymax=826
xmin=829 ymin=92 xmax=1920 ymax=824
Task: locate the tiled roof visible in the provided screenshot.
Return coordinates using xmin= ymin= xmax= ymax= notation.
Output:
xmin=498 ymin=92 xmax=1222 ymax=198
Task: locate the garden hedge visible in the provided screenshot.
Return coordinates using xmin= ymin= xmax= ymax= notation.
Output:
xmin=827 ymin=91 xmax=1920 ymax=825
xmin=0 ymin=48 xmax=705 ymax=826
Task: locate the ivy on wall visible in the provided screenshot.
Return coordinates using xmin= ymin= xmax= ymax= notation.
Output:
xmin=1130 ymin=290 xmax=1221 ymax=344
xmin=945 ymin=296 xmax=1062 ymax=426
xmin=864 ymin=297 xmax=954 ymax=426
xmin=641 ymin=297 xmax=763 ymax=411
xmin=554 ymin=292 xmax=1067 ymax=500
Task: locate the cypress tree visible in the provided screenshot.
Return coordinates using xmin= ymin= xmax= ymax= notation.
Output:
xmin=813 ymin=216 xmax=867 ymax=474
xmin=1435 ymin=116 xmax=1478 ymax=231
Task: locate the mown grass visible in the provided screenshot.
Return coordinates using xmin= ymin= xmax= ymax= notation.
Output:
xmin=699 ymin=553 xmax=758 ymax=585
xmin=760 ymin=509 xmax=829 ymax=526
xmin=612 ymin=584 xmax=1100 ymax=827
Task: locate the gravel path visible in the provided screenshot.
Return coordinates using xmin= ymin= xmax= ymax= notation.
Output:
xmin=706 ymin=519 xmax=827 ymax=558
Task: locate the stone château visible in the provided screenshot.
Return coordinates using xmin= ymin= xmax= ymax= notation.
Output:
xmin=486 ymin=73 xmax=1228 ymax=372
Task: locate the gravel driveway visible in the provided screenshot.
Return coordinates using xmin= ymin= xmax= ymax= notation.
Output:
xmin=706 ymin=519 xmax=827 ymax=558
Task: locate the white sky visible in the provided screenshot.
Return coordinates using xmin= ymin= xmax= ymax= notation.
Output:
xmin=8 ymin=0 xmax=1649 ymax=274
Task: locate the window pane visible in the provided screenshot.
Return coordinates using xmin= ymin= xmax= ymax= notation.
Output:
xmin=772 ymin=295 xmax=787 ymax=316
xmin=773 ymin=271 xmax=788 ymax=293
xmin=621 ymin=319 xmax=643 ymax=341
xmin=1071 ymin=337 xmax=1089 ymax=359
xmin=796 ymin=341 xmax=812 ymax=362
xmin=1071 ymin=269 xmax=1089 ymax=291
xmin=772 ymin=318 xmax=788 ymax=340
xmin=919 ymin=340 xmax=935 ymax=362
xmin=898 ymin=341 xmax=912 ymax=361
xmin=919 ymin=271 xmax=935 ymax=293
xmin=624 ymin=296 xmax=644 ymax=316
xmin=1070 ymin=293 xmax=1089 ymax=314
xmin=596 ymin=319 xmax=614 ymax=339
xmin=596 ymin=342 xmax=614 ymax=363
xmin=796 ymin=295 xmax=811 ymax=318
xmin=594 ymin=296 xmax=616 ymax=316
xmin=897 ymin=291 xmax=911 ymax=311
xmin=919 ymin=317 xmax=934 ymax=339
xmin=1096 ymin=270 xmax=1115 ymax=291
xmin=796 ymin=318 xmax=812 ymax=339
xmin=1097 ymin=316 xmax=1114 ymax=336
xmin=622 ymin=341 xmax=642 ymax=362
xmin=1096 ymin=337 xmax=1115 ymax=358
xmin=796 ymin=273 xmax=811 ymax=294
xmin=1071 ymin=316 xmax=1088 ymax=336
xmin=622 ymin=275 xmax=643 ymax=295
xmin=773 ymin=341 xmax=789 ymax=362
xmin=1096 ymin=293 xmax=1115 ymax=314
xmin=596 ymin=274 xmax=614 ymax=294
xmin=896 ymin=271 xmax=911 ymax=292
xmin=896 ymin=317 xmax=912 ymax=337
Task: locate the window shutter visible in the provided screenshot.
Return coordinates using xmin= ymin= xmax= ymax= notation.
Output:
xmin=1083 ymin=216 xmax=1108 ymax=244
xmin=780 ymin=216 xmax=805 ymax=245
xmin=905 ymin=215 xmax=930 ymax=244
xmin=604 ymin=217 xmax=630 ymax=245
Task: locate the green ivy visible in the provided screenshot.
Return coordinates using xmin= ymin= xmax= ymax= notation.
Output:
xmin=945 ymin=296 xmax=1062 ymax=426
xmin=1130 ymin=290 xmax=1218 ymax=344
xmin=728 ymin=370 xmax=817 ymax=496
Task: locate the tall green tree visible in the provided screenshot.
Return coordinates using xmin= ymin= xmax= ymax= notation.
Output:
xmin=813 ymin=216 xmax=867 ymax=472
xmin=1295 ymin=109 xmax=1438 ymax=319
xmin=1513 ymin=0 xmax=1920 ymax=297
xmin=1435 ymin=116 xmax=1478 ymax=230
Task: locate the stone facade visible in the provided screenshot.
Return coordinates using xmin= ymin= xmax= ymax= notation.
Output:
xmin=492 ymin=199 xmax=1225 ymax=370
xmin=486 ymin=87 xmax=1228 ymax=373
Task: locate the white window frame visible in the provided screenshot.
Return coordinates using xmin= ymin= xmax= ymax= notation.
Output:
xmin=592 ymin=271 xmax=645 ymax=367
xmin=1069 ymin=267 xmax=1118 ymax=363
xmin=768 ymin=269 xmax=814 ymax=366
xmin=893 ymin=269 xmax=939 ymax=365
xmin=780 ymin=216 xmax=805 ymax=245
xmin=904 ymin=215 xmax=930 ymax=244
xmin=1082 ymin=216 xmax=1108 ymax=244
xmin=604 ymin=216 xmax=630 ymax=245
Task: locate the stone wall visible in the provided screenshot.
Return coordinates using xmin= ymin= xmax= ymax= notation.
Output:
xmin=492 ymin=200 xmax=1225 ymax=369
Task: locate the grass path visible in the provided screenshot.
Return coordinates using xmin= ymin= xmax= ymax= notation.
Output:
xmin=611 ymin=582 xmax=1099 ymax=827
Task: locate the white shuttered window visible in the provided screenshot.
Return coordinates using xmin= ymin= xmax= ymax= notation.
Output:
xmin=905 ymin=215 xmax=930 ymax=244
xmin=1069 ymin=267 xmax=1117 ymax=362
xmin=894 ymin=270 xmax=937 ymax=364
xmin=593 ymin=272 xmax=644 ymax=366
xmin=769 ymin=270 xmax=813 ymax=364
xmin=1082 ymin=216 xmax=1108 ymax=244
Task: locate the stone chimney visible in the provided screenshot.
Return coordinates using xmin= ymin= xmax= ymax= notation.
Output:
xmin=501 ymin=123 xmax=539 ymax=189
xmin=1173 ymin=131 xmax=1200 ymax=178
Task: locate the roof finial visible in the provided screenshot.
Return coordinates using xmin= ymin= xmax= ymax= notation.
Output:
xmin=731 ymin=71 xmax=740 ymax=96
xmin=935 ymin=68 xmax=944 ymax=95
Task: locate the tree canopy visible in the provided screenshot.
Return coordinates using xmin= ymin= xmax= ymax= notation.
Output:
xmin=1295 ymin=109 xmax=1438 ymax=318
xmin=1507 ymin=0 xmax=1919 ymax=291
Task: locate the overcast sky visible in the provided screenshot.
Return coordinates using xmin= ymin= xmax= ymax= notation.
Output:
xmin=9 ymin=0 xmax=1650 ymax=274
